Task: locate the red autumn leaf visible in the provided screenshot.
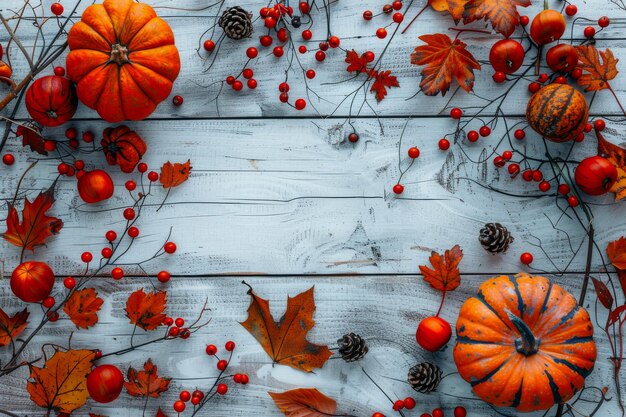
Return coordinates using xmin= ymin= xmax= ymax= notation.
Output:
xmin=370 ymin=70 xmax=400 ymax=102
xmin=430 ymin=0 xmax=469 ymax=22
xmin=63 ymin=288 xmax=104 ymax=329
xmin=0 ymin=307 xmax=29 ymax=347
xmin=160 ymin=160 xmax=192 ymax=189
xmin=269 ymin=388 xmax=337 ymax=417
xmin=156 ymin=409 xmax=168 ymax=417
xmin=575 ymin=45 xmax=619 ymax=92
xmin=17 ymin=123 xmax=47 ymax=155
xmin=607 ymin=237 xmax=626 ymax=270
xmin=411 ymin=34 xmax=481 ymax=96
xmin=101 ymin=125 xmax=147 ymax=173
xmin=90 ymin=414 xmax=107 ymax=417
xmin=345 ymin=50 xmax=368 ymax=73
xmin=3 ymin=181 xmax=64 ymax=251
xmin=609 ymin=304 xmax=626 ymax=326
xmin=597 ymin=130 xmax=626 ymax=200
xmin=419 ymin=245 xmax=463 ymax=292
xmin=124 ymin=359 xmax=171 ymax=398
xmin=126 ymin=289 xmax=167 ymax=331
xmin=462 ymin=0 xmax=530 ymax=37
xmin=241 ymin=285 xmax=332 ymax=372
xmin=591 ymin=277 xmax=613 ymax=309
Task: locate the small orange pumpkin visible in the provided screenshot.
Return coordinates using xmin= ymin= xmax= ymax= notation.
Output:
xmin=454 ymin=274 xmax=596 ymax=412
xmin=526 ymin=84 xmax=589 ymax=142
xmin=101 ymin=125 xmax=147 ymax=173
xmin=66 ymin=0 xmax=180 ymax=122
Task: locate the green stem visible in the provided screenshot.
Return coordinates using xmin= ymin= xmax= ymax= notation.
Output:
xmin=507 ymin=311 xmax=540 ymax=355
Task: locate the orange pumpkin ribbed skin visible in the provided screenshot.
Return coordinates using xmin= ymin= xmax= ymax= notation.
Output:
xmin=66 ymin=0 xmax=180 ymax=122
xmin=526 ymin=84 xmax=589 ymax=143
xmin=454 ymin=274 xmax=596 ymax=412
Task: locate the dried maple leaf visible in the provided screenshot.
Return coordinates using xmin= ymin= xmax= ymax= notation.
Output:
xmin=597 ymin=130 xmax=626 ymax=200
xmin=124 ymin=359 xmax=171 ymax=398
xmin=3 ymin=181 xmax=64 ymax=251
xmin=345 ymin=50 xmax=368 ymax=73
xmin=419 ymin=245 xmax=463 ymax=292
xmin=430 ymin=0 xmax=469 ymax=22
xmin=370 ymin=70 xmax=400 ymax=102
xmin=411 ymin=34 xmax=481 ymax=96
xmin=269 ymin=388 xmax=337 ymax=417
xmin=160 ymin=160 xmax=192 ymax=189
xmin=241 ymin=284 xmax=332 ymax=372
xmin=27 ymin=349 xmax=96 ymax=414
xmin=17 ymin=124 xmax=47 ymax=155
xmin=126 ymin=289 xmax=167 ymax=331
xmin=591 ymin=277 xmax=614 ymax=309
xmin=607 ymin=237 xmax=626 ymax=270
xmin=63 ymin=288 xmax=104 ymax=329
xmin=575 ymin=45 xmax=618 ymax=92
xmin=462 ymin=0 xmax=530 ymax=37
xmin=0 ymin=307 xmax=29 ymax=347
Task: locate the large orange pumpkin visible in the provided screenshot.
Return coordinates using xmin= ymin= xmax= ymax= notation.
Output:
xmin=66 ymin=0 xmax=180 ymax=122
xmin=454 ymin=274 xmax=596 ymax=412
xmin=526 ymin=84 xmax=588 ymax=143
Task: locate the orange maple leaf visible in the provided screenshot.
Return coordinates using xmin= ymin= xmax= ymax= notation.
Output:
xmin=575 ymin=45 xmax=619 ymax=92
xmin=370 ymin=70 xmax=400 ymax=102
xmin=419 ymin=245 xmax=463 ymax=292
xmin=597 ymin=130 xmax=626 ymax=200
xmin=345 ymin=50 xmax=368 ymax=73
xmin=269 ymin=388 xmax=337 ymax=417
xmin=27 ymin=349 xmax=96 ymax=414
xmin=160 ymin=160 xmax=192 ymax=189
xmin=124 ymin=359 xmax=171 ymax=398
xmin=63 ymin=288 xmax=104 ymax=329
xmin=241 ymin=284 xmax=332 ymax=372
xmin=0 ymin=307 xmax=29 ymax=347
xmin=3 ymin=182 xmax=64 ymax=251
xmin=17 ymin=123 xmax=47 ymax=155
xmin=607 ymin=237 xmax=626 ymax=270
xmin=462 ymin=0 xmax=530 ymax=37
xmin=430 ymin=0 xmax=469 ymax=22
xmin=411 ymin=34 xmax=481 ymax=96
xmin=126 ymin=289 xmax=167 ymax=331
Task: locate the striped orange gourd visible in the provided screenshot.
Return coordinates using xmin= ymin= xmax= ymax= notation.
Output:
xmin=526 ymin=84 xmax=588 ymax=142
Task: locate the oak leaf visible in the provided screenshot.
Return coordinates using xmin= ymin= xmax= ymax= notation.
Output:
xmin=575 ymin=45 xmax=618 ymax=92
xmin=370 ymin=70 xmax=400 ymax=102
xmin=411 ymin=34 xmax=481 ymax=96
xmin=430 ymin=0 xmax=469 ymax=21
xmin=27 ymin=349 xmax=96 ymax=414
xmin=269 ymin=388 xmax=337 ymax=417
xmin=63 ymin=288 xmax=104 ymax=329
xmin=160 ymin=160 xmax=192 ymax=189
xmin=17 ymin=124 xmax=47 ymax=155
xmin=126 ymin=289 xmax=167 ymax=331
xmin=345 ymin=50 xmax=368 ymax=73
xmin=0 ymin=307 xmax=29 ymax=347
xmin=591 ymin=277 xmax=614 ymax=309
xmin=3 ymin=181 xmax=64 ymax=251
xmin=419 ymin=245 xmax=463 ymax=292
xmin=241 ymin=284 xmax=332 ymax=372
xmin=462 ymin=0 xmax=530 ymax=37
xmin=124 ymin=359 xmax=171 ymax=398
xmin=597 ymin=130 xmax=626 ymax=200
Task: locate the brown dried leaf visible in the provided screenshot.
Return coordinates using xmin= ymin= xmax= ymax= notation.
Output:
xmin=160 ymin=160 xmax=192 ymax=189
xmin=575 ymin=45 xmax=619 ymax=92
xmin=269 ymin=388 xmax=337 ymax=417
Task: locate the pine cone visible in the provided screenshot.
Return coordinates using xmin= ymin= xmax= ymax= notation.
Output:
xmin=337 ymin=333 xmax=368 ymax=362
xmin=479 ymin=222 xmax=514 ymax=254
xmin=407 ymin=362 xmax=442 ymax=393
xmin=219 ymin=7 xmax=253 ymax=40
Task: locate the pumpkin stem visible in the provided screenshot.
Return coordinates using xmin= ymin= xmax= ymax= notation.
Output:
xmin=506 ymin=310 xmax=540 ymax=356
xmin=109 ymin=44 xmax=130 ymax=66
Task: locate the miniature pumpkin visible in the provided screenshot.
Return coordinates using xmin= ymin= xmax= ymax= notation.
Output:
xmin=526 ymin=84 xmax=588 ymax=142
xmin=454 ymin=274 xmax=596 ymax=412
xmin=101 ymin=125 xmax=147 ymax=173
xmin=0 ymin=59 xmax=12 ymax=83
xmin=25 ymin=75 xmax=77 ymax=127
xmin=66 ymin=0 xmax=180 ymax=122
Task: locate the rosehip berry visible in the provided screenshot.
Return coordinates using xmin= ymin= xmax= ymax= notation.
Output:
xmin=404 ymin=398 xmax=416 ymax=410
xmin=137 ymin=162 xmax=148 ymax=173
xmin=514 ymin=129 xmax=526 ymax=140
xmin=226 ymin=76 xmax=235 ymax=85
xmin=169 ymin=327 xmax=180 ymax=337
xmin=279 ymin=92 xmax=289 ymax=103
xmin=479 ymin=126 xmax=491 ymax=137
xmin=315 ymin=50 xmax=326 ymax=61
xmin=246 ymin=47 xmax=258 ymax=59
xmin=234 ymin=373 xmax=243 ymax=383
xmin=295 ymin=98 xmax=306 ymax=110
xmin=81 ymin=252 xmax=93 ymax=263
xmin=240 ymin=374 xmax=249 ymax=384
xmin=217 ymin=359 xmax=228 ymax=371
xmin=123 ymin=208 xmax=136 ymax=220
xmin=277 ymin=28 xmax=289 ymax=43
xmin=57 ymin=163 xmax=69 ymax=175
xmin=348 ymin=133 xmax=359 ymax=143
xmin=467 ymin=130 xmax=479 ymax=142
xmin=191 ymin=395 xmax=201 ymax=405
xmin=454 ymin=407 xmax=467 ymax=417
xmin=450 ymin=107 xmax=462 ymax=119
xmin=216 ymin=384 xmax=228 ymax=395
xmin=44 ymin=140 xmax=56 ymax=152
xmin=493 ymin=71 xmax=506 ymax=83
xmin=64 ymin=276 xmax=76 ymax=289
xmin=128 ymin=226 xmax=139 ymax=238
xmin=203 ymin=40 xmax=215 ymax=52
xmin=393 ymin=184 xmax=404 ymax=194
xmin=565 ymin=4 xmax=577 ymax=16
xmin=558 ymin=183 xmax=570 ymax=195
xmin=598 ymin=16 xmax=610 ymax=27
xmin=173 ymin=400 xmax=185 ymax=412
xmin=111 ymin=267 xmax=124 ymax=280
xmin=47 ymin=311 xmax=59 ymax=322
xmin=74 ymin=160 xmax=85 ymax=171
xmin=568 ymin=195 xmax=580 ymax=207
xmin=584 ymin=26 xmax=595 ymax=38
xmin=508 ymin=163 xmax=520 ymax=176
xmin=300 ymin=1 xmax=310 ymax=14
xmin=172 ymin=95 xmax=183 ymax=106
xmin=225 ymin=341 xmax=236 ymax=351
xmin=42 ymin=296 xmax=55 ymax=309
xmin=279 ymin=82 xmax=290 ymax=92
xmin=64 ymin=127 xmax=77 ymax=140
xmin=554 ymin=76 xmax=567 ymax=84
xmin=363 ymin=10 xmax=373 ymax=20
xmin=520 ymin=252 xmax=534 ymax=265
xmin=438 ymin=138 xmax=450 ymax=150
xmin=594 ymin=119 xmax=606 ymax=131
xmin=539 ymin=180 xmax=551 ymax=192
xmin=306 ymin=69 xmax=316 ymax=79
xmin=302 ymin=29 xmax=312 ymax=40
xmin=157 ymin=271 xmax=171 ymax=283
xmin=538 ymin=73 xmax=549 ymax=83
xmin=242 ymin=69 xmax=254 ymax=79
xmin=264 ymin=17 xmax=276 ymax=28
xmin=51 ymin=2 xmax=64 ymax=15
xmin=393 ymin=0 xmax=403 ymax=9
xmin=408 ymin=147 xmax=420 ymax=158
xmin=376 ymin=28 xmax=387 ymax=39
xmin=571 ymin=68 xmax=583 ymax=79
xmin=2 ymin=154 xmax=15 ymax=165
xmin=101 ymin=247 xmax=113 ymax=258
xmin=192 ymin=390 xmax=204 ymax=400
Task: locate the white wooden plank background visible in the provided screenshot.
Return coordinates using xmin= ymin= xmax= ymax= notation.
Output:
xmin=0 ymin=0 xmax=625 ymax=416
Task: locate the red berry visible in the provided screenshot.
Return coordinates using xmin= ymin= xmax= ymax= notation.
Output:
xmin=571 ymin=68 xmax=583 ymax=79
xmin=226 ymin=76 xmax=235 ymax=85
xmin=554 ymin=75 xmax=567 ymax=84
xmin=157 ymin=271 xmax=171 ymax=283
xmin=502 ymin=150 xmax=513 ymax=160
xmin=467 ymin=130 xmax=479 ymax=142
xmin=408 ymin=147 xmax=420 ymax=159
xmin=137 ymin=162 xmax=148 ymax=173
xmin=66 ymin=166 xmax=75 ymax=177
xmin=172 ymin=95 xmax=183 ymax=106
xmin=372 ymin=414 xmax=385 ymax=417
xmin=217 ymin=384 xmax=228 ymax=395
xmin=111 ymin=267 xmax=124 ymax=280
xmin=520 ymin=252 xmax=534 ymax=265
xmin=575 ymin=132 xmax=585 ymax=142
xmin=432 ymin=409 xmax=444 ymax=417
xmin=598 ymin=16 xmax=610 ymax=28
xmin=528 ymin=82 xmax=541 ymax=93
xmin=532 ymin=170 xmax=543 ymax=182
xmin=175 ymin=317 xmax=185 ymax=327
xmin=74 ymin=160 xmax=85 ymax=171
xmin=393 ymin=12 xmax=404 ymax=23
xmin=584 ymin=26 xmax=595 ymax=38
xmin=565 ymin=4 xmax=577 ymax=16
xmin=169 ymin=327 xmax=180 ymax=337
xmin=315 ymin=50 xmax=326 ymax=61
xmin=191 ymin=396 xmax=201 ymax=405
xmin=225 ymin=341 xmax=236 ymax=351
xmin=438 ymin=138 xmax=450 ymax=150
xmin=520 ymin=15 xmax=529 ymax=26
xmin=192 ymin=390 xmax=204 ymax=400
xmin=493 ymin=71 xmax=506 ymax=83
xmin=393 ymin=1 xmax=403 ymax=9
xmin=393 ymin=400 xmax=405 ymax=411
xmin=173 ymin=400 xmax=185 ymax=412
xmin=101 ymin=247 xmax=113 ymax=258
xmin=260 ymin=7 xmax=270 ymax=17
xmin=393 ymin=184 xmax=404 ymax=194
xmin=568 ymin=195 xmax=580 ymax=207
xmin=538 ymin=73 xmax=549 ymax=83
xmin=81 ymin=252 xmax=93 ymax=263
xmin=279 ymin=92 xmax=289 ymax=103
xmin=318 ymin=41 xmax=329 ymax=52
xmin=514 ymin=129 xmax=526 ymax=140
xmin=454 ymin=407 xmax=467 ymax=417
xmin=522 ymin=169 xmax=533 ymax=182
xmin=260 ymin=35 xmax=273 ymax=47
xmin=450 ymin=107 xmax=462 ymax=119
xmin=376 ymin=28 xmax=387 ymax=39
xmin=348 ymin=133 xmax=359 ymax=143
xmin=125 ymin=180 xmax=136 ymax=191
xmin=123 ymin=208 xmax=136 ymax=220
xmin=558 ymin=183 xmax=570 ymax=195
xmin=279 ymin=82 xmax=290 ymax=92
xmin=51 ymin=2 xmax=64 ymax=15
xmin=217 ymin=359 xmax=228 ymax=371
xmin=2 ymin=154 xmax=15 ymax=165
xmin=47 ymin=311 xmax=59 ymax=322
xmin=302 ymin=29 xmax=312 ymax=40
xmin=240 ymin=374 xmax=249 ymax=384
xmin=306 ymin=69 xmax=316 ymax=79
xmin=329 ymin=36 xmax=340 ymax=48
xmin=206 ymin=344 xmax=218 ymax=355
xmin=508 ymin=163 xmax=520 ymax=176
xmin=243 ymin=69 xmax=253 ymax=79
xmin=234 ymin=373 xmax=243 ymax=383
xmin=203 ymin=40 xmax=215 ymax=52
xmin=128 ymin=226 xmax=139 ymax=238
xmin=57 ymin=163 xmax=69 ymax=175
xmin=247 ymin=79 xmax=257 ymax=89
xmin=363 ymin=10 xmax=373 ymax=20
xmin=277 ymin=28 xmax=289 ymax=43
xmin=68 ymin=139 xmax=79 ymax=150
xmin=404 ymin=397 xmax=416 ymax=409
xmin=299 ymin=45 xmax=307 ymax=54
xmin=65 ymin=127 xmax=77 ymax=140
xmin=479 ymin=126 xmax=491 ymax=137
xmin=295 ymin=98 xmax=306 ymax=110
xmin=64 ymin=277 xmax=76 ymax=289
xmin=180 ymin=330 xmax=190 ymax=340
xmin=539 ymin=180 xmax=551 ymax=192
xmin=264 ymin=16 xmax=276 ymax=28
xmin=179 ymin=391 xmax=191 ymax=402
xmin=44 ymin=140 xmax=57 ymax=152
xmin=493 ymin=156 xmax=505 ymax=167
xmin=54 ymin=66 xmax=65 ymax=76
xmin=164 ymin=317 xmax=174 ymax=326
xmin=300 ymin=2 xmax=310 ymax=14
xmin=273 ymin=46 xmax=284 ymax=57
xmin=246 ymin=47 xmax=258 ymax=59
xmin=594 ymin=119 xmax=606 ymax=131
xmin=164 ymin=242 xmax=177 ymax=254
xmin=42 ymin=296 xmax=55 ymax=309
xmin=232 ymin=80 xmax=243 ymax=91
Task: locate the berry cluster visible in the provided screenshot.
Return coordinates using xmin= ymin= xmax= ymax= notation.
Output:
xmin=362 ymin=1 xmax=405 ymax=39
xmin=165 ymin=317 xmax=192 ymax=339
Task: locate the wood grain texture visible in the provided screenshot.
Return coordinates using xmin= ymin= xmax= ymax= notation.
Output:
xmin=0 ymin=275 xmax=622 ymax=417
